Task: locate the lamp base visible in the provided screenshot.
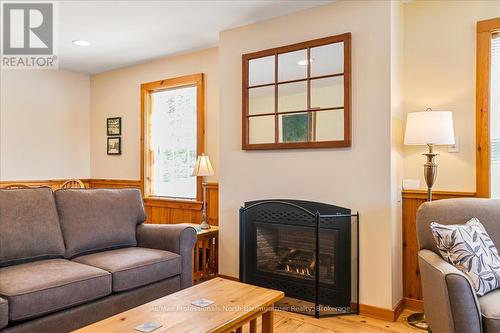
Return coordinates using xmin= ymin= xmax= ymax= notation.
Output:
xmin=407 ymin=312 xmax=429 ymax=331
xmin=423 ymin=144 xmax=438 ymax=202
xmin=200 ymin=219 xmax=211 ymax=230
xmin=200 ymin=181 xmax=211 ymax=229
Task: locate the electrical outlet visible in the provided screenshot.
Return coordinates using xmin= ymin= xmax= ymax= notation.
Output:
xmin=448 ymin=135 xmax=460 ymax=153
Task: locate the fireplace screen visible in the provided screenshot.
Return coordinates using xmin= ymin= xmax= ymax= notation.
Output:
xmin=240 ymin=200 xmax=359 ymax=318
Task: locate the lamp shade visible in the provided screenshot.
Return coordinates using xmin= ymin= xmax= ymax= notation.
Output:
xmin=404 ymin=111 xmax=455 ymax=145
xmin=193 ymin=154 xmax=215 ymax=177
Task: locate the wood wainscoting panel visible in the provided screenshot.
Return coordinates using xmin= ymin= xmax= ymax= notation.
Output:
xmin=402 ymin=190 xmax=475 ymax=304
xmin=1 ymin=179 xmax=219 ymax=226
xmin=142 ymin=182 xmax=218 ymax=225
xmin=88 ymin=179 xmax=141 ymax=189
xmin=206 ymin=183 xmax=219 ymax=225
xmin=0 ymin=179 xmax=90 ymax=190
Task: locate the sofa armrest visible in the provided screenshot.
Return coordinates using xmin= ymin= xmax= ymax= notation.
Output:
xmin=136 ymin=224 xmax=197 ymax=289
xmin=0 ymin=296 xmax=8 ymax=329
xmin=419 ymin=249 xmax=482 ymax=333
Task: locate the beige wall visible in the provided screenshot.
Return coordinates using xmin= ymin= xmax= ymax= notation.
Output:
xmin=219 ymin=1 xmax=401 ymax=310
xmin=403 ymin=0 xmax=500 ymax=192
xmin=0 ymin=70 xmax=90 ymax=180
xmin=90 ymin=48 xmax=219 ymax=181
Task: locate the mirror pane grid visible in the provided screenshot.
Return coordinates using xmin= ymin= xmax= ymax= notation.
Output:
xmin=311 ymin=42 xmax=344 ymax=77
xmin=249 ymin=85 xmax=275 ymax=115
xmin=249 ymin=55 xmax=275 ymax=86
xmin=311 ymin=76 xmax=344 ymax=109
xmin=278 ymin=112 xmax=310 ymax=143
xmin=278 ymin=49 xmax=308 ymax=82
xmin=243 ymin=33 xmax=351 ymax=149
xmin=278 ymin=81 xmax=307 ymax=113
xmin=310 ymin=110 xmax=345 ymax=142
xmin=249 ymin=115 xmax=275 ymax=144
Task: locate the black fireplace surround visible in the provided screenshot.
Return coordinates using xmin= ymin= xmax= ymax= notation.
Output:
xmin=239 ymin=199 xmax=359 ymax=318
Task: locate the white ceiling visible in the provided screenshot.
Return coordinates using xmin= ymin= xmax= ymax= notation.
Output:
xmin=58 ymin=1 xmax=331 ymax=74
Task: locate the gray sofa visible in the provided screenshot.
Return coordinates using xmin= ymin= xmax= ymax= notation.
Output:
xmin=417 ymin=198 xmax=500 ymax=333
xmin=0 ymin=187 xmax=197 ymax=333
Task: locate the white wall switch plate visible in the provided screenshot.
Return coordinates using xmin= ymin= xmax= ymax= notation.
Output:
xmin=402 ymin=179 xmax=420 ymax=190
xmin=448 ymin=135 xmax=460 ymax=153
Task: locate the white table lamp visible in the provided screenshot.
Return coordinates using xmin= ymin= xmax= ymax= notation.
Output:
xmin=193 ymin=154 xmax=215 ymax=229
xmin=404 ymin=109 xmax=455 ymax=201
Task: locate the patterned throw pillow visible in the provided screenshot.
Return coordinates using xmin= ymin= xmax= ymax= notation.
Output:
xmin=431 ymin=218 xmax=500 ymax=296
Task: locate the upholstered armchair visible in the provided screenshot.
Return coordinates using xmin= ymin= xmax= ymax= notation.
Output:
xmin=416 ymin=198 xmax=500 ymax=333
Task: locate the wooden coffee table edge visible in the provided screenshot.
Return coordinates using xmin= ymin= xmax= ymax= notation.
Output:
xmin=210 ymin=291 xmax=284 ymax=333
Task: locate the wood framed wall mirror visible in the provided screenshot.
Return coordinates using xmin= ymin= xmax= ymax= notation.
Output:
xmin=242 ymin=33 xmax=351 ymax=150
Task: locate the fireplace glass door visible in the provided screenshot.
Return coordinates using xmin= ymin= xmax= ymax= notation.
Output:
xmin=256 ymin=223 xmax=337 ymax=285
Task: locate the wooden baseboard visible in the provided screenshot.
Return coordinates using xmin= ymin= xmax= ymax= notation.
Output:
xmin=393 ymin=298 xmax=406 ymax=320
xmin=216 ymin=274 xmax=405 ymax=322
xmin=216 ymin=274 xmax=239 ymax=282
xmin=359 ymin=298 xmax=404 ymax=322
xmin=403 ymin=297 xmax=424 ymax=311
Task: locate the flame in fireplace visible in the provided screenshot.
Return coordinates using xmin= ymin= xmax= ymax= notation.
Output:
xmin=285 ymin=264 xmax=312 ymax=276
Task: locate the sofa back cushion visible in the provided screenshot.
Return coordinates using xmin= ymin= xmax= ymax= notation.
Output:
xmin=417 ymin=198 xmax=500 ymax=254
xmin=0 ymin=187 xmax=66 ymax=267
xmin=55 ymin=188 xmax=146 ymax=258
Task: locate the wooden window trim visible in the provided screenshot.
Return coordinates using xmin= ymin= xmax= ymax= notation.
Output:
xmin=140 ymin=73 xmax=205 ymax=203
xmin=242 ymin=33 xmax=352 ymax=150
xmin=476 ymin=18 xmax=500 ymax=197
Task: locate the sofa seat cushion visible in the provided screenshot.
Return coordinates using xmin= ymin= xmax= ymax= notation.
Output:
xmin=0 ymin=259 xmax=111 ymax=321
xmin=72 ymin=247 xmax=181 ymax=292
xmin=0 ymin=297 xmax=7 ymax=329
xmin=479 ymin=288 xmax=500 ymax=332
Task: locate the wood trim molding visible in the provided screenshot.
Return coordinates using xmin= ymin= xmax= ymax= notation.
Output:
xmin=216 ymin=274 xmax=405 ymax=322
xmin=205 ymin=182 xmax=219 ymax=189
xmin=402 ymin=189 xmax=476 ymax=200
xmin=358 ymin=305 xmax=391 ymax=322
xmin=476 ymin=17 xmax=500 ymax=198
xmin=477 ymin=17 xmax=500 ymax=33
xmin=1 ymin=179 xmax=140 ymax=190
xmin=357 ymin=300 xmax=404 ymax=322
xmin=0 ymin=179 xmax=90 ymax=190
xmin=88 ymin=179 xmax=141 ymax=188
xmin=216 ymin=274 xmax=239 ymax=282
xmin=403 ymin=297 xmax=424 ymax=312
xmin=144 ymin=197 xmax=203 ymax=210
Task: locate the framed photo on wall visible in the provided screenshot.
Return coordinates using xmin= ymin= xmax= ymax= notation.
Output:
xmin=107 ymin=117 xmax=121 ymax=136
xmin=107 ymin=137 xmax=121 ymax=155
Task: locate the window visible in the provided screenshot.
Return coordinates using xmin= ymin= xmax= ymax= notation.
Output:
xmin=141 ymin=74 xmax=204 ymax=201
xmin=476 ymin=18 xmax=500 ymax=198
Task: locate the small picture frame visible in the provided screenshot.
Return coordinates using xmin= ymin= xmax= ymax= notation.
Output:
xmin=107 ymin=137 xmax=121 ymax=155
xmin=107 ymin=117 xmax=121 ymax=136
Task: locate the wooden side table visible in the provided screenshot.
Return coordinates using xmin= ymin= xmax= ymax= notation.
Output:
xmin=181 ymin=223 xmax=219 ymax=283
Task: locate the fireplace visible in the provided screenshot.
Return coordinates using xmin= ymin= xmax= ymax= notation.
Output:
xmin=239 ymin=200 xmax=359 ymax=318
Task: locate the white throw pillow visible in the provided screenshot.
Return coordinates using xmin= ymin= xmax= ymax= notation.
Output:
xmin=430 ymin=218 xmax=500 ymax=296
